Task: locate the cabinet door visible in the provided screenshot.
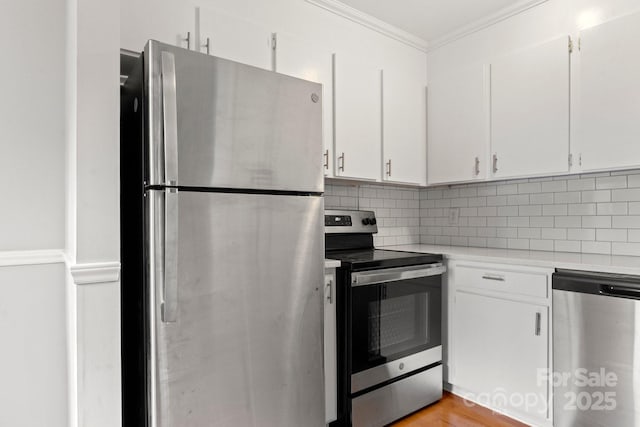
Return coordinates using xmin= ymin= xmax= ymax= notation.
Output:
xmin=575 ymin=11 xmax=640 ymax=171
xmin=334 ymin=52 xmax=382 ymax=181
xmin=274 ymin=33 xmax=334 ymax=177
xmin=197 ymin=7 xmax=272 ymax=70
xmin=121 ymin=0 xmax=195 ymax=52
xmin=382 ymin=53 xmax=427 ymax=185
xmin=428 ymin=63 xmax=488 ymax=184
xmin=453 ymin=291 xmax=549 ymax=420
xmin=324 ymin=271 xmax=337 ymax=423
xmin=490 ymin=36 xmax=570 ymax=178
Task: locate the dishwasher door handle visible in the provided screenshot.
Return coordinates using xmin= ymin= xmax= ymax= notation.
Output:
xmin=600 ymin=284 xmax=640 ymax=300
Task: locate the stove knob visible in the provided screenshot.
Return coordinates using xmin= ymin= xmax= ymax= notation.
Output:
xmin=362 ymin=218 xmax=370 ymax=225
xmin=370 ymin=218 xmax=377 ymax=225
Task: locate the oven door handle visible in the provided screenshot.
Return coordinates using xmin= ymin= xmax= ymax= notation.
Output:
xmin=352 ymin=263 xmax=446 ymax=287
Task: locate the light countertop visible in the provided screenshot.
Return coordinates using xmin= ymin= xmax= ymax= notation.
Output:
xmin=324 ymin=259 xmax=341 ymax=269
xmin=385 ymin=244 xmax=640 ymax=276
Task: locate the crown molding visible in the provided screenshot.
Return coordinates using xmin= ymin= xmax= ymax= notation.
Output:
xmin=305 ymin=0 xmax=428 ymax=52
xmin=428 ymin=0 xmax=550 ymax=52
xmin=0 ymin=250 xmax=66 ymax=267
xmin=69 ymin=261 xmax=121 ymax=285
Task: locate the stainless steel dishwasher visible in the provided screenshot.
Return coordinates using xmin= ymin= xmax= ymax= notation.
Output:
xmin=553 ymin=269 xmax=640 ymax=427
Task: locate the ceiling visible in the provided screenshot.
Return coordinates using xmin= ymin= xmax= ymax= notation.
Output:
xmin=337 ymin=0 xmax=521 ymax=42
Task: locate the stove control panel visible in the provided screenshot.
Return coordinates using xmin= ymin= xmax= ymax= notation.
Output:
xmin=325 ymin=209 xmax=378 ymax=234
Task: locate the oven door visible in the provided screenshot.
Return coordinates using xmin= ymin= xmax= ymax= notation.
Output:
xmin=350 ymin=264 xmax=445 ymax=394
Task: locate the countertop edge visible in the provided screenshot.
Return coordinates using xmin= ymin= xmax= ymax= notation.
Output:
xmin=384 ymin=244 xmax=640 ymax=276
xmin=324 ymin=259 xmax=341 ymax=269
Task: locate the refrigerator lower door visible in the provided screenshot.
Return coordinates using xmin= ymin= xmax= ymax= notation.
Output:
xmin=147 ymin=190 xmax=325 ymax=427
xmin=145 ymin=41 xmax=323 ymax=193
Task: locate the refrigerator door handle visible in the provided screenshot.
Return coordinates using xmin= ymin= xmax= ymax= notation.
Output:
xmin=161 ymin=51 xmax=179 ymax=186
xmin=162 ymin=188 xmax=179 ymax=322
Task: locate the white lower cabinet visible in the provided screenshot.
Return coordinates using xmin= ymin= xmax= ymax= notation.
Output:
xmin=324 ymin=269 xmax=337 ymax=424
xmin=449 ymin=262 xmax=552 ymax=426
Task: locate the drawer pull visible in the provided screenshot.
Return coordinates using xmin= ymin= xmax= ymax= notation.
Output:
xmin=535 ymin=312 xmax=541 ymax=336
xmin=482 ymin=274 xmax=505 ymax=282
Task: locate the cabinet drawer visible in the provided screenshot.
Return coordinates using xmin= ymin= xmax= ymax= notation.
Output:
xmin=455 ymin=264 xmax=548 ymax=298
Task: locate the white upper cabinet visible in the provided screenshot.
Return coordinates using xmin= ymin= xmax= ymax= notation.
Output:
xmin=574 ymin=10 xmax=640 ymax=172
xmin=490 ymin=36 xmax=570 ymax=179
xmin=197 ymin=6 xmax=272 ymax=70
xmin=427 ymin=63 xmax=488 ymax=185
xmin=333 ymin=52 xmax=382 ymax=181
xmin=274 ymin=33 xmax=335 ymax=177
xmin=382 ymin=51 xmax=427 ymax=186
xmin=121 ymin=0 xmax=195 ymax=52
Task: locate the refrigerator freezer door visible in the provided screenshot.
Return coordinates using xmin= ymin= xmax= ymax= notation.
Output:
xmin=147 ymin=190 xmax=325 ymax=427
xmin=146 ymin=41 xmax=324 ymax=193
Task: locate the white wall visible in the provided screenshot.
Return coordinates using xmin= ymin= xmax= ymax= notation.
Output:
xmin=0 ymin=0 xmax=69 ymax=426
xmin=66 ymin=0 xmax=122 ymax=425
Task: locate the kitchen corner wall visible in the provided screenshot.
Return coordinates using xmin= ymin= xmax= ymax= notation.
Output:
xmin=325 ymin=180 xmax=421 ymax=247
xmin=420 ymin=170 xmax=640 ymax=256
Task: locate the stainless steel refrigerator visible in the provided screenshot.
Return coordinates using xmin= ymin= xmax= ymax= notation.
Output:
xmin=120 ymin=41 xmax=325 ymax=427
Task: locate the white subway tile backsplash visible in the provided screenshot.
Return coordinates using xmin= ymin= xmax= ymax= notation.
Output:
xmin=554 ymin=192 xmax=581 ymax=204
xmin=518 ymin=205 xmax=542 ymax=216
xmin=329 ymin=169 xmax=640 ymax=256
xmin=543 ymin=204 xmax=568 ymax=216
xmin=530 ymin=193 xmax=554 ymax=204
xmin=487 ymin=217 xmax=508 ymax=227
xmin=568 ymin=178 xmax=595 ymax=191
xmin=542 ymin=228 xmax=567 ymax=240
xmin=582 ymin=216 xmax=612 ymax=228
xmin=597 ymin=202 xmax=628 ymax=215
xmin=555 ymin=216 xmax=582 ymax=228
xmin=581 ymin=190 xmax=611 ymax=203
xmin=542 ymin=181 xmax=567 ymax=192
xmin=568 ymin=203 xmax=596 ymax=215
xmin=596 ymin=176 xmax=627 ymax=189
xmin=530 ymin=239 xmax=554 ymax=251
xmin=628 ymin=174 xmax=640 ymax=188
xmin=567 ymin=228 xmax=595 ymax=241
xmin=612 ymin=216 xmax=640 ymax=229
xmin=518 ymin=182 xmax=542 ymax=193
xmin=629 ymin=230 xmax=640 ymax=242
xmin=530 ymin=216 xmax=554 ymax=227
xmin=611 ymin=188 xmax=640 ymax=202
xmin=554 ymin=240 xmax=581 ymax=253
xmin=498 ymin=206 xmax=518 ymax=216
xmin=508 ymin=239 xmax=530 ymax=250
xmin=612 ymin=242 xmax=640 ymax=256
xmin=596 ymin=229 xmax=627 ymax=242
xmin=581 ymin=241 xmax=611 ymax=254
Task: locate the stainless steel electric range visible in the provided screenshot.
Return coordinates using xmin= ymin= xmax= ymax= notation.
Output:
xmin=325 ymin=209 xmax=445 ymax=427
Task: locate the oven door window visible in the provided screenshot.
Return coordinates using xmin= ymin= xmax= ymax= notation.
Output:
xmin=351 ymin=276 xmax=441 ymax=374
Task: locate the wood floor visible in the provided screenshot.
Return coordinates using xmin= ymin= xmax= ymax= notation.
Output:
xmin=391 ymin=392 xmax=529 ymax=427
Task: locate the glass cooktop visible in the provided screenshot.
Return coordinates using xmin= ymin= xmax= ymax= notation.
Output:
xmin=326 ymin=249 xmax=442 ymax=271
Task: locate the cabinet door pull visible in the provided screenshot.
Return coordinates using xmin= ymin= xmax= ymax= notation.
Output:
xmin=338 ymin=152 xmax=345 ymax=172
xmin=202 ymin=37 xmax=210 ymax=55
xmin=182 ymin=31 xmax=191 ymax=50
xmin=386 ymin=159 xmax=392 ymax=177
xmin=323 ymin=149 xmax=329 ymax=170
xmin=475 ymin=157 xmax=480 ymax=176
xmin=326 ymin=279 xmax=333 ymax=304
xmin=492 ymin=154 xmax=498 ymax=174
xmin=481 ymin=274 xmax=505 ymax=282
xmin=535 ymin=312 xmax=541 ymax=336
